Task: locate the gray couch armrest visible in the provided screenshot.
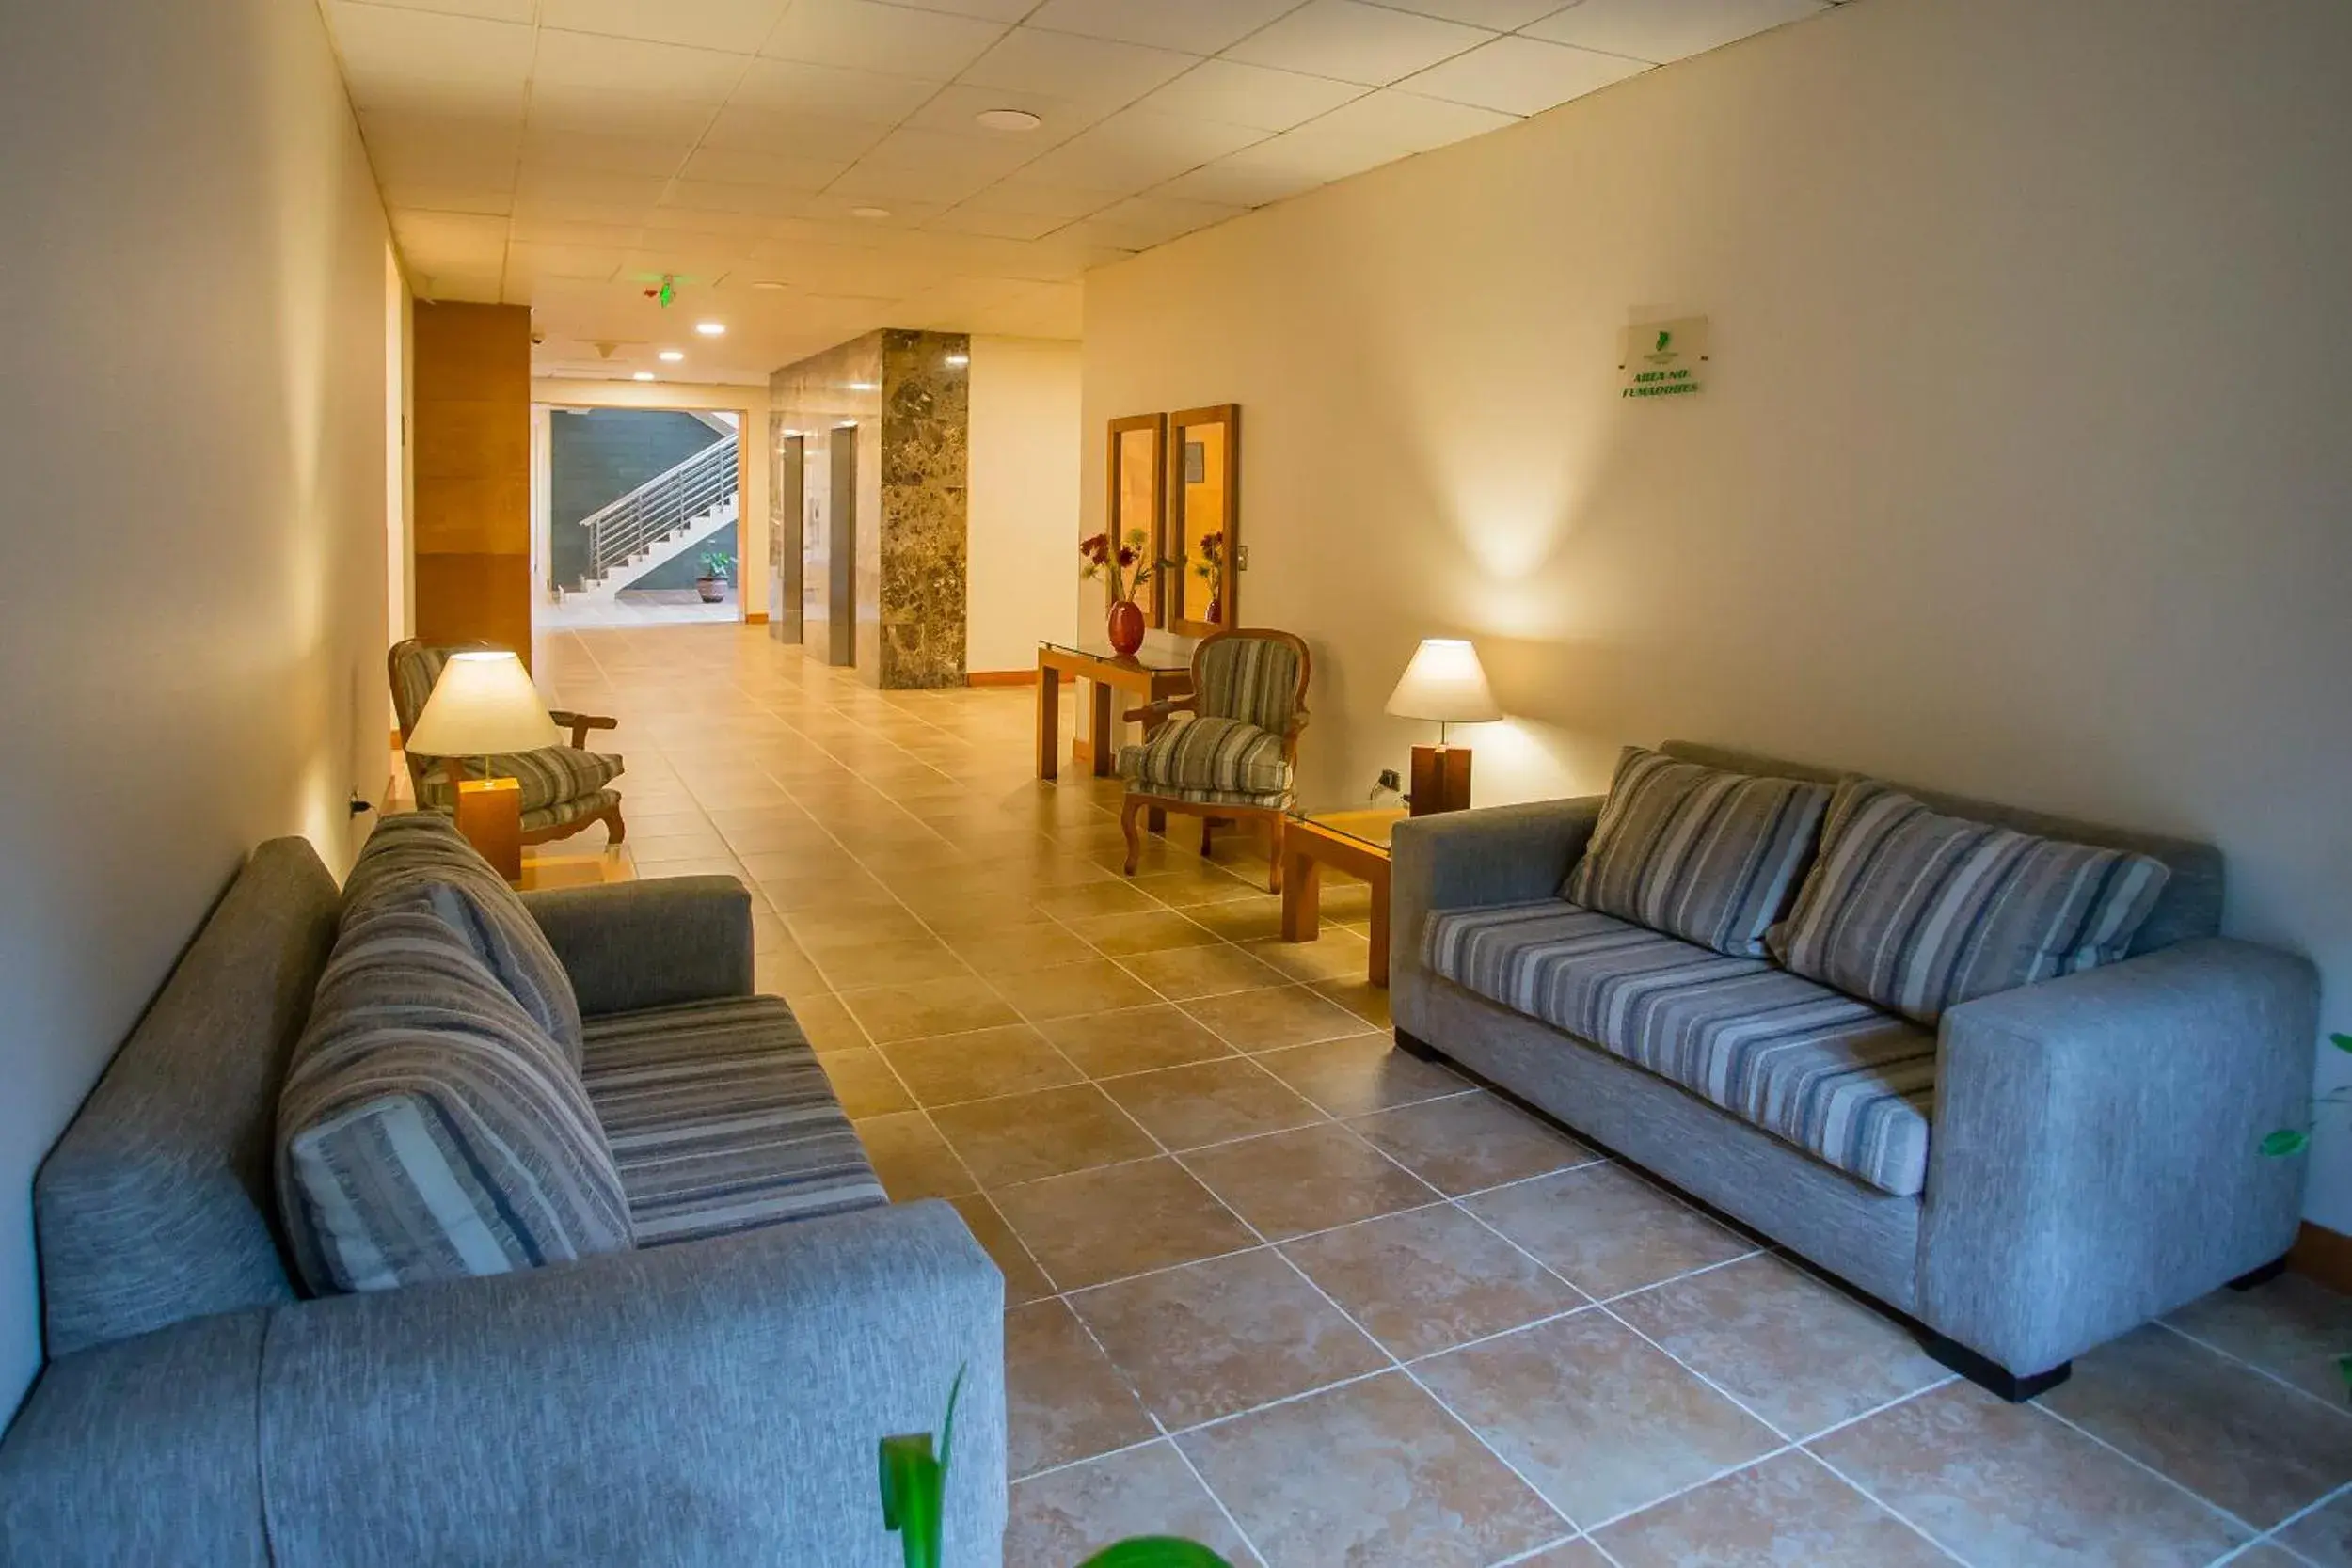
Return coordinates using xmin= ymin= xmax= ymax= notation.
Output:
xmin=522 ymin=875 xmax=754 ymax=1017
xmin=1390 ymin=798 xmax=1605 ymax=1039
xmin=1919 ymin=937 xmax=2319 ymax=1375
xmin=261 ymin=1199 xmax=1005 ymax=1568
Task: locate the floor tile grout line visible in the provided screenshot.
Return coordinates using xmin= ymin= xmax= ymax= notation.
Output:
xmin=1162 ymin=1435 xmax=1275 ymax=1568
xmin=1792 ymin=1442 xmax=1979 ymax=1566
xmin=2029 ymin=1398 xmax=2266 ymax=1540
xmin=2153 ymin=1317 xmax=2352 ymax=1425
xmin=2233 ymin=1477 xmax=2352 ymax=1565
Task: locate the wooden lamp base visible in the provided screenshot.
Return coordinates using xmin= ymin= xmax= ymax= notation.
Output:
xmin=454 ymin=776 xmax=524 ymax=880
xmin=1409 ymin=745 xmax=1473 ymax=816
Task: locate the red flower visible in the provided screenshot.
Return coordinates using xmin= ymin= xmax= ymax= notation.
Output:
xmin=1116 ymin=546 xmax=1136 ymax=568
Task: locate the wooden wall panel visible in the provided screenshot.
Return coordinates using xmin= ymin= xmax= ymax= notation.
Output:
xmin=411 ymin=302 xmax=532 ymax=662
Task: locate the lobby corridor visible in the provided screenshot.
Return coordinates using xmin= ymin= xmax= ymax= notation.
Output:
xmin=532 ymin=624 xmax=2352 ymax=1568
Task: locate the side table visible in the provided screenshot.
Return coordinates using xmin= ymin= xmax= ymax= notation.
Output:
xmin=1279 ymin=808 xmax=1406 ymax=987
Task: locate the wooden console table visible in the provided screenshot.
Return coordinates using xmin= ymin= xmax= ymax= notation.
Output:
xmin=1036 ymin=636 xmax=1194 ymax=780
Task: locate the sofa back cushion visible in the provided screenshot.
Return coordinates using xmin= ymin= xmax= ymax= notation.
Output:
xmin=277 ymin=899 xmax=632 ymax=1295
xmin=1562 ymin=747 xmax=1832 ymax=958
xmin=35 ymin=839 xmax=336 ymax=1356
xmin=342 ymin=812 xmax=583 ymax=1065
xmin=1769 ymin=777 xmax=2172 ymax=1025
xmin=1661 ymin=741 xmax=2222 ymax=954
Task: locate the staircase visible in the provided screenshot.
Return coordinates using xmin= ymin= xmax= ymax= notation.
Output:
xmin=568 ymin=432 xmax=739 ymax=602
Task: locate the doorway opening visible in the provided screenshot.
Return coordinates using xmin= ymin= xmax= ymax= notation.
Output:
xmin=535 ymin=405 xmax=741 ymax=630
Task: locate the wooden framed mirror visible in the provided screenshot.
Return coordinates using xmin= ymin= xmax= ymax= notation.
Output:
xmin=1104 ymin=413 xmax=1168 ymax=628
xmin=1166 ymin=404 xmax=1240 ymax=636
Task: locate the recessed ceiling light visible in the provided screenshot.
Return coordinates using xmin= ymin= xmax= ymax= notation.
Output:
xmin=850 ymin=206 xmax=892 ymax=220
xmin=632 ymin=371 xmax=656 ymax=381
xmin=694 ymin=321 xmax=726 ymax=336
xmin=749 ymin=279 xmax=789 ymax=291
xmin=975 ymin=108 xmax=1041 ymax=132
xmin=944 ymin=352 xmax=969 ymax=367
xmin=659 ymin=349 xmax=685 ymax=362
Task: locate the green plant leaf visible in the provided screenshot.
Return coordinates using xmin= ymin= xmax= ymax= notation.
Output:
xmin=1077 ymin=1539 xmax=1238 ymax=1568
xmin=2261 ymin=1129 xmax=2312 ymax=1158
xmin=876 ymin=1434 xmax=942 ymax=1568
xmin=2331 ymin=1032 xmax=2352 ymax=1053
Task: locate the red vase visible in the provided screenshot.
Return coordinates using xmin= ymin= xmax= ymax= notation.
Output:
xmin=1105 ymin=598 xmax=1145 ymax=657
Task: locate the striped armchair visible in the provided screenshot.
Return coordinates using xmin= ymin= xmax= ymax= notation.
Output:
xmin=389 ymin=639 xmax=628 ymax=847
xmin=1118 ymin=628 xmax=1311 ymax=891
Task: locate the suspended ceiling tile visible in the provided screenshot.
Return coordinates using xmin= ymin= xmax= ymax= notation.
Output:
xmin=532 ymin=29 xmax=749 ymax=100
xmin=1061 ymin=193 xmax=1248 ymax=249
xmin=758 ymin=0 xmax=1009 ymax=78
xmin=1271 ymin=85 xmax=1516 ymax=164
xmin=535 ymin=0 xmax=792 ymax=54
xmin=521 ymin=128 xmax=699 ymax=178
xmin=524 ymin=84 xmax=727 ymax=138
xmin=1015 ymin=106 xmax=1269 ymax=189
xmin=678 ymin=145 xmax=856 ymax=189
xmin=503 ymin=242 xmax=630 ymax=281
xmin=1222 ymin=0 xmax=1494 ymax=87
xmin=952 ymin=176 xmax=1130 ymax=220
xmin=1152 ymin=155 xmax=1327 ymax=208
xmin=828 ymin=159 xmax=1002 ymax=206
xmin=1136 ymin=58 xmax=1369 ymax=133
xmin=858 ymin=125 xmax=1045 ymax=178
xmin=923 ymin=207 xmax=1071 ymax=242
xmin=959 ymin=26 xmax=1201 ymax=106
xmin=1376 ymin=0 xmax=1573 ymax=27
xmin=325 ymin=3 xmax=536 ymax=87
xmin=340 ymin=0 xmax=538 ymax=20
xmin=1401 ymin=33 xmax=1646 ymax=115
xmin=380 ymin=183 xmax=517 ymax=217
xmin=696 ymin=105 xmax=893 ymax=160
xmin=1019 ymin=0 xmax=1306 ymax=56
xmin=420 ymin=274 xmax=506 ymax=303
xmin=1519 ymin=0 xmax=1830 ymax=65
xmin=515 ymin=169 xmax=675 ymax=207
xmin=727 ymin=57 xmax=946 ymax=122
xmin=660 ymin=177 xmax=824 ymax=215
xmin=511 ymin=217 xmax=646 ymax=246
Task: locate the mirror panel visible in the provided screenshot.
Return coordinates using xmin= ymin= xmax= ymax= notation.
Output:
xmin=1104 ymin=414 xmax=1167 ymax=626
xmin=1168 ymin=404 xmax=1240 ymax=635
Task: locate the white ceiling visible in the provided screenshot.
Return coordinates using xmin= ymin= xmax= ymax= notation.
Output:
xmin=325 ymin=0 xmax=1842 ymax=382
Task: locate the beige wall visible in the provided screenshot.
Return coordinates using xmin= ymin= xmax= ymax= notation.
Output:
xmin=0 ymin=0 xmax=392 ymax=1414
xmin=1083 ymin=0 xmax=2352 ymax=1226
xmin=968 ymin=336 xmax=1082 ymax=673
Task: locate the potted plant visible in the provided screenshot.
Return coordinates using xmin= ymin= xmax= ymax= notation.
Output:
xmin=1079 ymin=529 xmax=1159 ymax=657
xmin=2260 ymin=1029 xmax=2352 ymax=1398
xmin=695 ymin=549 xmax=734 ymax=604
xmin=881 ymin=1372 xmax=1232 ymax=1567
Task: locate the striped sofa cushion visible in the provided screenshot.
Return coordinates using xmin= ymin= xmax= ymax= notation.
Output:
xmin=276 ymin=903 xmax=634 ymax=1295
xmin=343 ymin=812 xmax=584 ymax=1063
xmin=1120 ymin=714 xmax=1292 ymax=801
xmin=581 ymin=996 xmax=889 ymax=1246
xmin=1769 ymin=778 xmax=2173 ymax=1025
xmin=1425 ymin=900 xmax=1937 ymax=1196
xmin=1563 ymin=747 xmax=1831 ymax=958
xmin=415 ymin=745 xmax=625 ymax=817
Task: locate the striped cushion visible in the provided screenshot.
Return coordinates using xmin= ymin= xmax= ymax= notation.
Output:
xmin=581 ymin=997 xmax=888 ymax=1246
xmin=344 ymin=812 xmax=584 ymax=1064
xmin=1770 ymin=778 xmax=2173 ymax=1025
xmin=1120 ymin=715 xmax=1292 ymax=799
xmin=1426 ymin=900 xmax=1937 ymax=1196
xmin=276 ymin=903 xmax=634 ymax=1295
xmin=1197 ymin=635 xmax=1304 ymax=735
xmin=415 ymin=745 xmax=625 ymax=816
xmin=1564 ymin=747 xmax=1830 ymax=958
xmin=522 ymin=787 xmax=621 ymax=834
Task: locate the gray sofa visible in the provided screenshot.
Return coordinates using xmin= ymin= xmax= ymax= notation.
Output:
xmin=0 ymin=836 xmax=1006 ymax=1565
xmin=1391 ymin=740 xmax=2319 ymax=1397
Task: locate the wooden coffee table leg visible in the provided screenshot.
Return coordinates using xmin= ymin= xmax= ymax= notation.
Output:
xmin=1281 ymin=844 xmax=1321 ymax=942
xmin=1036 ymin=665 xmax=1060 ymax=780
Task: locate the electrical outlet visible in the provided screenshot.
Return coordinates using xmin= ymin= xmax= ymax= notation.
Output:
xmin=1235 ymin=544 xmax=1250 ymax=570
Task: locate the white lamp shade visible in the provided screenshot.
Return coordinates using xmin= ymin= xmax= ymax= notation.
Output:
xmin=405 ymin=651 xmax=560 ymax=757
xmin=1385 ymin=638 xmax=1502 ymax=724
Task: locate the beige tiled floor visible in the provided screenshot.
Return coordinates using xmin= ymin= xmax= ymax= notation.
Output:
xmin=534 ymin=623 xmax=2352 ymax=1568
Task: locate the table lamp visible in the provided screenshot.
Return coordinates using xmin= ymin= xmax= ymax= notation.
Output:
xmin=404 ymin=649 xmax=559 ymax=879
xmin=1385 ymin=638 xmax=1502 ymax=816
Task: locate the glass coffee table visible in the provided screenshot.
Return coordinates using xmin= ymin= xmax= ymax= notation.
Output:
xmin=1279 ymin=806 xmax=1407 ymax=986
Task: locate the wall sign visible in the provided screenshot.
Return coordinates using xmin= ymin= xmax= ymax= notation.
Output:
xmin=1620 ymin=317 xmax=1709 ymax=400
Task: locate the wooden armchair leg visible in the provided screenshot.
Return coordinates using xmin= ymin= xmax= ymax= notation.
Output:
xmin=601 ymin=800 xmax=628 ymax=846
xmin=1263 ymin=814 xmax=1284 ymax=895
xmin=1120 ymin=796 xmax=1147 ymax=877
xmin=1200 ymin=817 xmax=1216 ymax=856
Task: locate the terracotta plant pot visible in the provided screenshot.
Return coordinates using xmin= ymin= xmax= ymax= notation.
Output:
xmin=1105 ymin=598 xmax=1145 ymax=656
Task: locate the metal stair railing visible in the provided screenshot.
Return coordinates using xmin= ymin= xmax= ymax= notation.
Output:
xmin=583 ymin=433 xmax=739 ymax=583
